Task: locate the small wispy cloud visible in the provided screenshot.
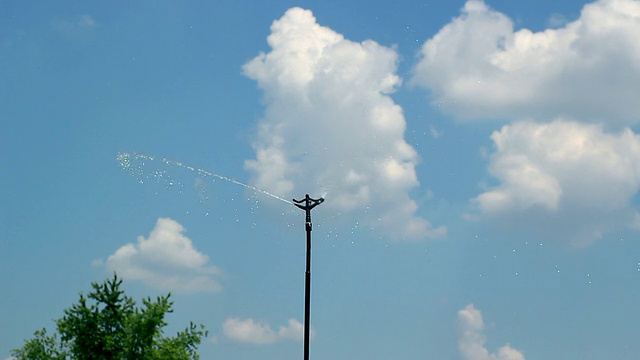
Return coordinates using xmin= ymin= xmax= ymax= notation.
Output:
xmin=547 ymin=12 xmax=570 ymax=28
xmin=458 ymin=304 xmax=525 ymax=360
xmin=52 ymin=14 xmax=98 ymax=36
xmin=98 ymin=217 xmax=222 ymax=293
xmin=222 ymin=318 xmax=313 ymax=345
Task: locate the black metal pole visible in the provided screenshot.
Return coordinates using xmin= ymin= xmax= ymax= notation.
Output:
xmin=293 ymin=194 xmax=324 ymax=360
xmin=304 ymin=218 xmax=312 ymax=360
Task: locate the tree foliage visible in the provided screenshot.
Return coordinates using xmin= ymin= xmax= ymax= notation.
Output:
xmin=12 ymin=274 xmax=207 ymax=360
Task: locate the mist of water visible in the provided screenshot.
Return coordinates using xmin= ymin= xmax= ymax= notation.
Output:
xmin=117 ymin=152 xmax=293 ymax=205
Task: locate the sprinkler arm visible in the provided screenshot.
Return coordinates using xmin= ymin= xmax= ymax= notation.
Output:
xmin=293 ymin=194 xmax=324 ymax=224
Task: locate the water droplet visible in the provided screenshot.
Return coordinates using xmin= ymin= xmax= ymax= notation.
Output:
xmin=117 ymin=152 xmax=294 ymax=205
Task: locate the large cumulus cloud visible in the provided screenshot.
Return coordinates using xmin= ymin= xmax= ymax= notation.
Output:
xmin=412 ymin=0 xmax=640 ymax=123
xmin=413 ymin=0 xmax=640 ymax=244
xmin=472 ymin=120 xmax=640 ymax=246
xmin=243 ymin=7 xmax=445 ymax=240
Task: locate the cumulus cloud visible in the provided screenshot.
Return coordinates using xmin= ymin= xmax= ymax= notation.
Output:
xmin=472 ymin=120 xmax=640 ymax=245
xmin=412 ymin=0 xmax=640 ymax=245
xmin=103 ymin=218 xmax=222 ymax=293
xmin=412 ymin=0 xmax=640 ymax=123
xmin=222 ymin=318 xmax=312 ymax=344
xmin=458 ymin=304 xmax=525 ymax=360
xmin=243 ymin=7 xmax=445 ymax=240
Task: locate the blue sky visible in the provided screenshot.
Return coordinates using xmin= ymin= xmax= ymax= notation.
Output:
xmin=2 ymin=0 xmax=640 ymax=359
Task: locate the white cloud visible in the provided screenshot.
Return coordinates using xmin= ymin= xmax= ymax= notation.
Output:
xmin=223 ymin=318 xmax=276 ymax=345
xmin=547 ymin=13 xmax=570 ymax=29
xmin=222 ymin=318 xmax=312 ymax=345
xmin=458 ymin=304 xmax=525 ymax=360
xmin=472 ymin=120 xmax=640 ymax=246
xmin=412 ymin=0 xmax=640 ymax=244
xmin=52 ymin=15 xmax=98 ymax=35
xmin=77 ymin=15 xmax=97 ymax=29
xmin=276 ymin=318 xmax=308 ymax=341
xmin=243 ymin=7 xmax=445 ymax=240
xmin=103 ymin=218 xmax=222 ymax=293
xmin=412 ymin=0 xmax=640 ymax=124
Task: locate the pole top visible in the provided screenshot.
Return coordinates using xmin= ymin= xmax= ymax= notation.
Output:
xmin=293 ymin=194 xmax=324 ymax=224
xmin=293 ymin=194 xmax=324 ymax=211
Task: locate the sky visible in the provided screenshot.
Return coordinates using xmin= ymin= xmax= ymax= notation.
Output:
xmin=2 ymin=0 xmax=640 ymax=359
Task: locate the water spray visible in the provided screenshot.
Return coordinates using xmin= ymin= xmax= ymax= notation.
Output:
xmin=118 ymin=152 xmax=325 ymax=360
xmin=117 ymin=152 xmax=293 ymax=205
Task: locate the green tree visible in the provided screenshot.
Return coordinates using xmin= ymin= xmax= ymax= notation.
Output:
xmin=12 ymin=274 xmax=207 ymax=360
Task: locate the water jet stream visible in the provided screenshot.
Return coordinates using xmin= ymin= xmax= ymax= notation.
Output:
xmin=117 ymin=152 xmax=293 ymax=205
